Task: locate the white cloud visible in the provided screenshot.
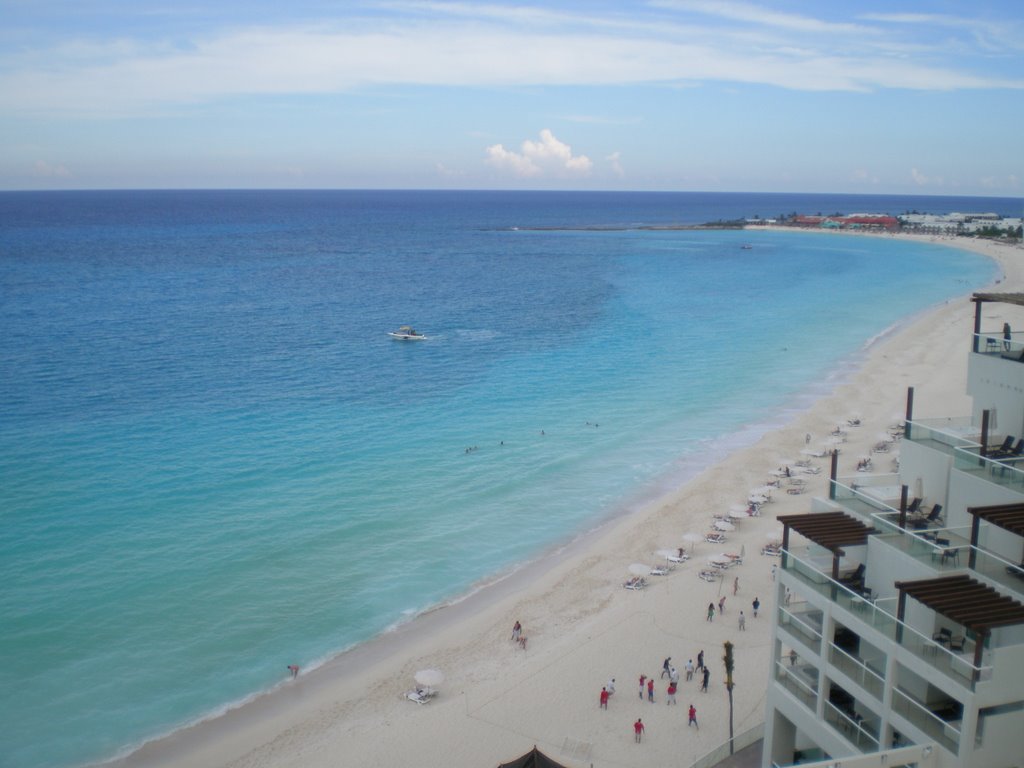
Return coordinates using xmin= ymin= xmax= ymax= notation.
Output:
xmin=2 ymin=3 xmax=1023 ymax=118
xmin=32 ymin=160 xmax=71 ymax=178
xmin=486 ymin=130 xmax=592 ymax=178
xmin=911 ymin=168 xmax=944 ymax=187
xmin=607 ymin=151 xmax=624 ymax=177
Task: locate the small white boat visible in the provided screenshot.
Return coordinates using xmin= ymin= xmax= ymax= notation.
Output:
xmin=388 ymin=325 xmax=428 ymax=340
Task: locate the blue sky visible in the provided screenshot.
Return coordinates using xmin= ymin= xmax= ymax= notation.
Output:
xmin=2 ymin=0 xmax=1022 ymax=193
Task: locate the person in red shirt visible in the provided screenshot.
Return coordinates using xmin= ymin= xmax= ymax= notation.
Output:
xmin=688 ymin=704 xmax=699 ymax=729
xmin=634 ymin=718 xmax=645 ymax=742
xmin=599 ymin=687 xmax=609 ymax=709
xmin=647 ymin=677 xmax=654 ymax=702
xmin=638 ymin=674 xmax=646 ymax=699
xmin=667 ymin=681 xmax=677 ymax=704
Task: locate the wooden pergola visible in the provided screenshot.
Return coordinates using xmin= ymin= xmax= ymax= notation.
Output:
xmin=967 ymin=502 xmax=1024 ymax=570
xmin=895 ymin=574 xmax=1024 ymax=679
xmin=778 ymin=511 xmax=877 ymax=582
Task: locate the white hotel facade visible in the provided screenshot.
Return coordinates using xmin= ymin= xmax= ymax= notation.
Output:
xmin=762 ymin=293 xmax=1024 ymax=768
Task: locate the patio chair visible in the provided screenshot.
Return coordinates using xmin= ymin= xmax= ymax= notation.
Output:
xmin=992 ymin=437 xmax=1024 ymax=460
xmin=905 ymin=497 xmax=922 ymax=516
xmin=932 ymin=627 xmax=952 ymax=645
xmin=912 ymin=504 xmax=943 ymax=529
xmin=987 ymin=435 xmax=1014 ymax=456
xmin=948 ymin=635 xmax=966 ymax=652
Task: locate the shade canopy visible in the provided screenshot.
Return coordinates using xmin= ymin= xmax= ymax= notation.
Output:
xmin=713 ymin=520 xmax=736 ymax=532
xmin=629 ymin=563 xmax=651 ymax=576
xmin=415 ymin=669 xmax=445 ymax=688
xmin=498 ymin=746 xmax=571 ymax=768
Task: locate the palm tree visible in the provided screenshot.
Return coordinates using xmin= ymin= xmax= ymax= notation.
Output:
xmin=723 ymin=640 xmax=735 ymax=754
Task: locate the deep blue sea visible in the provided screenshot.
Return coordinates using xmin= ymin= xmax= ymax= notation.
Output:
xmin=0 ymin=190 xmax=1012 ymax=768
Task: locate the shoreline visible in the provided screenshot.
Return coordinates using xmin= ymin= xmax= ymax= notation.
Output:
xmin=109 ymin=231 xmax=1021 ymax=768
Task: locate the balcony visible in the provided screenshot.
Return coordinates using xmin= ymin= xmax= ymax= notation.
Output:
xmin=953 ymin=446 xmax=1024 ymax=493
xmin=782 ymin=549 xmax=990 ymax=689
xmin=775 ymin=659 xmax=818 ymax=712
xmin=891 ymin=687 xmax=960 ymax=754
xmin=828 ymin=642 xmax=885 ymax=700
xmin=903 ymin=417 xmax=981 ymax=459
xmin=823 ymin=700 xmax=880 ymax=752
xmin=778 ymin=605 xmax=823 ymax=653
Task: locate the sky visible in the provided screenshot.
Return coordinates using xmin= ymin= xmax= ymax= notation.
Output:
xmin=2 ymin=0 xmax=1023 ymax=193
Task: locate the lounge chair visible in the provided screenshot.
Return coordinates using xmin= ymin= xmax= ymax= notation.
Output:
xmin=949 ymin=635 xmax=966 ymax=652
xmin=992 ymin=438 xmax=1024 ymax=460
xmin=705 ymin=532 xmax=726 ymax=544
xmin=623 ymin=577 xmax=648 ymax=590
xmin=406 ymin=688 xmax=434 ymax=704
xmin=987 ymin=436 xmax=1014 ymax=456
xmin=650 ymin=565 xmax=671 ymax=576
xmin=666 ymin=553 xmax=689 ymax=563
xmin=698 ymin=569 xmax=719 ymax=582
xmin=911 ymin=504 xmax=943 ymax=529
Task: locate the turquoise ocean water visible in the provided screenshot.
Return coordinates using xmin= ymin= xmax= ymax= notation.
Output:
xmin=0 ymin=191 xmax=1010 ymax=767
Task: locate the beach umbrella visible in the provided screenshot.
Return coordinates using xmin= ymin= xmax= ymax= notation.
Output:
xmin=877 ymin=432 xmax=895 ymax=444
xmin=629 ymin=563 xmax=652 ymax=576
xmin=728 ymin=508 xmax=747 ymax=520
xmin=751 ymin=485 xmax=775 ymax=496
xmin=766 ymin=530 xmax=784 ymax=543
xmin=657 ymin=548 xmax=681 ymax=559
xmin=415 ymin=669 xmax=445 ymax=689
xmin=713 ymin=520 xmax=735 ymax=532
xmin=708 ymin=554 xmax=731 ymax=565
xmin=683 ymin=532 xmax=702 ymax=551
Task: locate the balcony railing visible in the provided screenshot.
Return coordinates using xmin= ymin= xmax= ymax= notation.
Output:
xmin=778 ymin=605 xmax=823 ymax=653
xmin=973 ymin=331 xmax=1024 ymax=360
xmin=903 ymin=417 xmax=981 ymax=456
xmin=891 ymin=687 xmax=960 ymax=754
xmin=775 ymin=660 xmax=817 ymax=712
xmin=828 ymin=642 xmax=885 ymax=700
xmin=823 ymin=700 xmax=880 ymax=752
xmin=953 ymin=445 xmax=1024 ymax=492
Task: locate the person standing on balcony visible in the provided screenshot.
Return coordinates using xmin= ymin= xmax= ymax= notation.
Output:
xmin=1004 ymin=322 xmax=1012 ymax=351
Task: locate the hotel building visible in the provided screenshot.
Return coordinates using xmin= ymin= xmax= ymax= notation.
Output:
xmin=762 ymin=293 xmax=1024 ymax=768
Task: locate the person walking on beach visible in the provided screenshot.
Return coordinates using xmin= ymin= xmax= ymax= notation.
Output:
xmin=661 ymin=656 xmax=671 ymax=678
xmin=667 ymin=681 xmax=677 ymax=705
xmin=511 ymin=620 xmax=522 ymax=642
xmin=600 ymin=687 xmax=609 ymax=709
xmin=607 ymin=677 xmax=616 ymax=695
xmin=1005 ymin=322 xmax=1012 ymax=351
xmin=634 ymin=718 xmax=645 ymax=742
xmin=718 ymin=596 xmax=726 ymax=615
xmin=647 ymin=677 xmax=655 ymax=702
xmin=771 ymin=563 xmax=777 ymax=581
xmin=669 ymin=665 xmax=679 ymax=685
xmin=685 ymin=658 xmax=694 ymax=681
xmin=287 ymin=665 xmax=299 ymax=679
xmin=733 ymin=576 xmax=739 ymax=595
xmin=697 ymin=650 xmax=705 ymax=672
xmin=688 ymin=704 xmax=699 ymax=728
xmin=638 ymin=674 xmax=646 ymax=699
xmin=701 ymin=667 xmax=710 ymax=692
xmin=739 ymin=610 xmax=746 ymax=631
xmin=707 ymin=602 xmax=715 ymax=622
xmin=753 ymin=597 xmax=761 ymax=618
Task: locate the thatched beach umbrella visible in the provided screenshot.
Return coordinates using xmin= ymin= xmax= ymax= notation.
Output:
xmin=683 ymin=532 xmax=702 ymax=551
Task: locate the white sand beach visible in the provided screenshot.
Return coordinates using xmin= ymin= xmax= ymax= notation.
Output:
xmin=113 ymin=232 xmax=1023 ymax=768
